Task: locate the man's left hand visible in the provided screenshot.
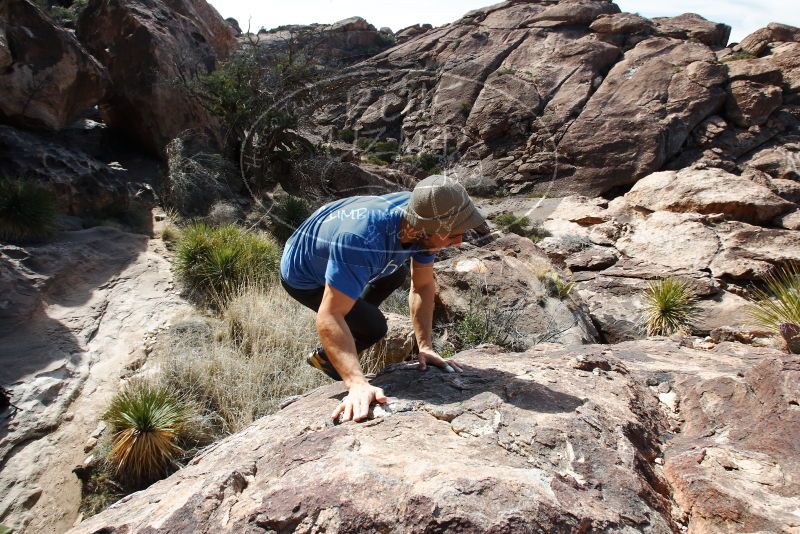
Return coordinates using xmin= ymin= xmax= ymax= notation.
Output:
xmin=417 ymin=349 xmax=463 ymax=373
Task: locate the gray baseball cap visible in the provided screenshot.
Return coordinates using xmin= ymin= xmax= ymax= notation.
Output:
xmin=404 ymin=175 xmax=486 ymax=235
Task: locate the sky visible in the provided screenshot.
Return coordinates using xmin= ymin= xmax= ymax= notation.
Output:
xmin=208 ymin=0 xmax=798 ymax=45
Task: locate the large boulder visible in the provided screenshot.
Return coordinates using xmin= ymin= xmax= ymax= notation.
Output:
xmin=524 ymin=0 xmax=620 ymax=28
xmin=736 ymin=22 xmax=800 ymax=56
xmin=725 ymin=79 xmax=783 ymax=127
xmin=624 ymin=168 xmax=794 ymax=224
xmin=67 ymin=341 xmax=799 ymax=534
xmin=76 ymin=0 xmax=237 ymax=156
xmin=0 ymin=0 xmax=108 ymax=130
xmin=652 ymin=13 xmax=731 ymax=48
xmin=435 ymin=234 xmax=599 ymax=347
xmin=663 ymin=351 xmax=800 ymax=533
xmin=556 ymin=37 xmax=728 ymax=195
xmin=589 ymin=12 xmax=654 ymax=36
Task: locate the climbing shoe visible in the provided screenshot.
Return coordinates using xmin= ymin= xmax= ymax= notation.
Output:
xmin=306 ymin=348 xmax=342 ymax=381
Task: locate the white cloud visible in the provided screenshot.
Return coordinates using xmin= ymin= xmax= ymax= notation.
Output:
xmin=208 ymin=0 xmax=797 ymax=45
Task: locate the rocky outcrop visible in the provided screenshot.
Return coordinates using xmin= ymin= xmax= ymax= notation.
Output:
xmin=0 ymin=0 xmax=108 ymax=130
xmin=435 ymin=234 xmax=599 ymax=346
xmin=304 ymin=3 xmax=799 ymax=197
xmin=67 ymin=340 xmax=799 ymax=533
xmin=652 ymin=13 xmax=731 ymax=48
xmin=76 ymin=0 xmax=237 ymax=156
xmin=735 ymin=22 xmax=800 ymax=56
xmin=477 ymin=170 xmax=799 ymax=343
xmin=394 ymin=23 xmax=432 ymax=44
xmin=624 ymin=168 xmax=793 ymax=224
xmin=248 ymin=16 xmax=393 ymax=67
xmin=556 ymin=37 xmax=727 ymax=194
xmin=0 ymin=226 xmax=190 ymax=533
xmin=0 ymin=124 xmax=156 ymax=215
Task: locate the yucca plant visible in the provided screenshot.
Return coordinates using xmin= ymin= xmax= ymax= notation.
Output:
xmin=0 ymin=178 xmax=57 ymax=242
xmin=173 ymin=223 xmax=280 ymax=303
xmin=642 ymin=277 xmax=700 ymax=336
xmin=269 ymin=195 xmax=312 ymax=242
xmin=748 ymin=264 xmax=800 ymax=353
xmin=103 ymin=381 xmax=189 ymax=487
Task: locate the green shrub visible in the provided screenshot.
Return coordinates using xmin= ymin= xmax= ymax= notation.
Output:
xmin=491 ymin=213 xmax=551 ymax=242
xmin=460 ymin=102 xmax=473 ymax=116
xmin=0 ymin=178 xmax=57 ymax=242
xmin=364 ymin=153 xmax=390 ymax=166
xmin=174 ymin=223 xmax=281 ymax=303
xmin=401 ymin=152 xmax=442 ymax=174
xmin=528 ymin=223 xmax=551 ymax=243
xmin=164 ymin=135 xmax=237 ymax=216
xmin=721 ymin=51 xmax=757 ymax=63
xmin=270 ymin=195 xmax=312 ymax=242
xmin=541 ymin=271 xmax=575 ymax=300
xmin=748 ymin=264 xmax=800 ymax=353
xmin=493 ymin=213 xmax=531 ymax=236
xmin=338 ymin=128 xmax=356 ymax=143
xmin=103 ymin=381 xmax=195 ymax=487
xmin=641 ymin=277 xmax=700 ymax=336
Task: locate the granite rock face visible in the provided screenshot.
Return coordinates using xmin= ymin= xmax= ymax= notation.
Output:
xmin=68 ymin=341 xmax=799 ymax=534
xmin=76 ymin=0 xmax=237 ymax=155
xmin=299 ymin=2 xmax=800 ymax=198
xmin=0 ymin=0 xmax=108 ymax=130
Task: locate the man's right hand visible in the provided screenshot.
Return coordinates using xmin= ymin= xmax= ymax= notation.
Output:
xmin=331 ymin=381 xmax=387 ymax=423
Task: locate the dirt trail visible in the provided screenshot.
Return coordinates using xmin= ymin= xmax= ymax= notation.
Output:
xmin=0 ymin=216 xmax=190 ymax=533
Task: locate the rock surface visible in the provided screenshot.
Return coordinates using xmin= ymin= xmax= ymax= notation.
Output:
xmin=435 ymin=234 xmax=599 ymax=347
xmin=0 ymin=225 xmax=190 ymax=533
xmin=477 ymin=178 xmax=799 ymax=343
xmin=76 ymin=0 xmax=237 ymax=155
xmin=624 ymin=168 xmax=793 ymax=224
xmin=0 ymin=123 xmax=159 ymax=215
xmin=245 ymin=16 xmax=392 ymax=68
xmin=0 ymin=0 xmax=108 ymax=130
xmin=304 ymin=4 xmax=799 ymax=197
xmin=67 ymin=340 xmax=799 ymax=534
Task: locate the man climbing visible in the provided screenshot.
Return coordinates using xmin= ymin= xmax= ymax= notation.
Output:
xmin=280 ymin=174 xmax=486 ymax=423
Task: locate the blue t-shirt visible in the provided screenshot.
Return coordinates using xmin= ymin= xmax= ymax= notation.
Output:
xmin=279 ymin=192 xmax=436 ymax=299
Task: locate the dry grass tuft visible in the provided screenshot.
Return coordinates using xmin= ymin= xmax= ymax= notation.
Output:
xmin=156 ymin=284 xmax=328 ymax=433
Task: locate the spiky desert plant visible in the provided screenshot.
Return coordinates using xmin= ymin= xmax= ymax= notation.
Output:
xmin=642 ymin=277 xmax=700 ymax=336
xmin=269 ymin=195 xmax=312 ymax=242
xmin=748 ymin=264 xmax=800 ymax=353
xmin=541 ymin=271 xmax=575 ymax=300
xmin=174 ymin=223 xmax=280 ymax=303
xmin=0 ymin=178 xmax=57 ymax=242
xmin=103 ymin=381 xmax=189 ymax=487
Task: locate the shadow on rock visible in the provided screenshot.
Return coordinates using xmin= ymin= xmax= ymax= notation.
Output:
xmin=330 ymin=361 xmax=585 ymax=415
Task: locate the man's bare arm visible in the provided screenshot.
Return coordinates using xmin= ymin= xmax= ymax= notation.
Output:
xmin=317 ymin=284 xmax=387 ymax=421
xmin=409 ymin=259 xmax=462 ymax=372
